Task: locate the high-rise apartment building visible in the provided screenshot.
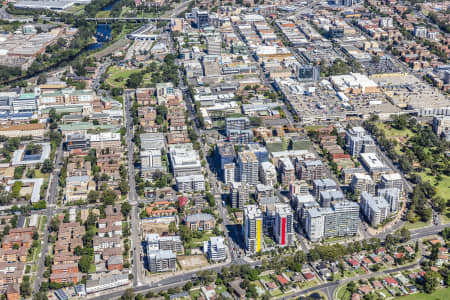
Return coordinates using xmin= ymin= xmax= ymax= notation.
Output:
xmin=345 ymin=127 xmax=376 ymax=157
xmin=274 ymin=204 xmax=295 ymax=246
xmin=243 ymin=205 xmax=263 ymax=254
xmin=231 ymin=182 xmax=249 ymax=209
xmin=299 ymin=160 xmax=327 ymax=181
xmin=225 ymin=117 xmax=253 ymax=144
xmin=236 ymin=151 xmax=259 ymax=185
xmin=278 ymin=157 xmax=295 ymax=186
xmin=360 ymin=192 xmax=389 ymax=227
xmin=260 ymin=161 xmax=277 ymax=186
xmin=305 ymin=201 xmax=359 ymax=241
xmin=289 ymin=180 xmax=310 ymax=200
xmin=380 ymin=173 xmax=403 ymax=193
xmin=203 ymin=237 xmax=226 ymax=262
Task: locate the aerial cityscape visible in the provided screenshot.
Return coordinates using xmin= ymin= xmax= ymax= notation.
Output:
xmin=0 ymin=0 xmax=447 ymax=299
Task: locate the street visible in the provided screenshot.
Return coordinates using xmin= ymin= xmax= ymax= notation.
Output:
xmin=124 ymin=90 xmax=144 ymax=287
xmin=33 ymin=144 xmax=63 ymax=293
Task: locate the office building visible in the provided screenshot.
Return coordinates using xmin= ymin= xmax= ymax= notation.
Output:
xmin=299 ymin=160 xmax=327 ymax=181
xmin=192 ymin=8 xmax=209 ymax=28
xmin=274 ymin=204 xmax=295 ymax=246
xmin=169 ymin=144 xmax=202 ymax=177
xmin=141 ymin=149 xmax=164 ymax=178
xmin=243 ymin=205 xmax=263 ymax=254
xmin=260 ymin=161 xmax=277 ymax=186
xmin=351 ymin=173 xmax=375 ymax=194
xmin=236 ymin=151 xmax=259 ymax=185
xmin=207 ymin=36 xmax=221 ymax=56
xmin=147 ymin=250 xmax=176 ymax=272
xmin=231 ymin=182 xmax=249 ymax=209
xmin=278 ymin=157 xmax=295 ymax=186
xmin=345 ymin=127 xmax=376 ymax=157
xmin=312 ymin=178 xmax=337 ymax=199
xmin=305 ymin=201 xmax=359 ymax=241
xmin=175 ymin=174 xmax=206 ymax=193
xmin=11 ymin=93 xmax=38 ymax=114
xmin=360 ymin=192 xmax=389 ymax=227
xmin=63 ymin=133 xmax=90 ymax=151
xmin=203 ymin=236 xmax=226 ymax=262
xmin=298 ymin=64 xmax=320 ymax=82
xmin=380 ymin=173 xmax=403 ymax=193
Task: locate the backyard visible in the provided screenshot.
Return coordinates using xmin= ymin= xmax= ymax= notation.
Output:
xmin=394 ymin=287 xmax=450 ymax=300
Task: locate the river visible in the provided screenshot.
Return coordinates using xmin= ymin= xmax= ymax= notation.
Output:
xmin=88 ymin=0 xmax=120 ymax=50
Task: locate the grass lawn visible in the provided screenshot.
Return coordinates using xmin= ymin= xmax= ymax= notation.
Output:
xmin=40 ymin=216 xmax=47 ymax=231
xmin=96 ymin=10 xmax=110 ymax=18
xmin=403 ymin=220 xmax=431 ymax=230
xmin=376 ymin=123 xmax=413 ymax=140
xmin=34 ymin=169 xmax=49 ymax=179
xmin=88 ymin=264 xmax=96 ymax=273
xmin=106 ymin=66 xmax=143 ymax=88
xmin=394 ymin=287 xmax=450 ymax=300
xmin=190 ymin=290 xmax=201 ymax=298
xmin=337 ymin=284 xmax=352 ymax=300
xmin=191 ymin=233 xmax=215 ymax=244
xmin=298 ymin=279 xmax=320 ymax=290
xmin=32 ymin=243 xmax=42 ymax=261
xmin=415 ymin=171 xmax=450 ymax=201
xmin=65 ymin=4 xmax=85 ymax=14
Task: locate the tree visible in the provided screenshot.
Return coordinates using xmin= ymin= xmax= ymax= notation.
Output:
xmin=101 ymin=189 xmax=117 ymax=205
xmin=442 ymin=227 xmax=450 ymax=241
xmin=399 ymin=228 xmax=411 ymax=242
xmin=169 ymin=221 xmax=177 ymax=233
xmin=20 ymin=277 xmax=32 ymax=297
xmin=183 ymin=282 xmax=193 ymax=291
xmin=41 ymin=159 xmax=53 ymax=173
xmin=423 ymin=271 xmax=439 ymax=293
xmin=121 ymin=202 xmax=131 ymax=217
xmin=37 ymin=74 xmax=47 ymax=85
xmin=126 ymin=72 xmax=143 ymax=88
xmin=206 ymin=192 xmax=215 ymax=207
xmin=88 ymin=190 xmax=100 ymax=203
xmin=49 ymin=216 xmax=60 ymax=232
xmin=78 ymin=255 xmax=92 ymax=273
xmin=121 ymin=289 xmax=135 ymax=300
xmin=119 ymin=180 xmax=129 ymax=195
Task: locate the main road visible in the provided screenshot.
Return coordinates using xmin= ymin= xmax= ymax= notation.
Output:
xmin=33 ymin=144 xmax=63 ymax=293
xmin=124 ymin=90 xmax=143 ymax=287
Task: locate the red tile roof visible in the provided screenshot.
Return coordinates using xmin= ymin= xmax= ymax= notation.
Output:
xmin=277 ymin=275 xmax=288 ymax=285
xmin=384 ymin=277 xmax=398 ymax=285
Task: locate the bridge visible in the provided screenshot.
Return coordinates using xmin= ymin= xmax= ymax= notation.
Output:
xmin=85 ymin=17 xmax=173 ymax=23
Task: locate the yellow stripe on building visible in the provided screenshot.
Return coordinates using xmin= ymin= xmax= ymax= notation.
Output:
xmin=256 ymin=219 xmax=262 ymax=252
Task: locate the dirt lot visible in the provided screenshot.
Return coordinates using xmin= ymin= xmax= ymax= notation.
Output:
xmin=177 ymin=255 xmax=209 ymax=271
